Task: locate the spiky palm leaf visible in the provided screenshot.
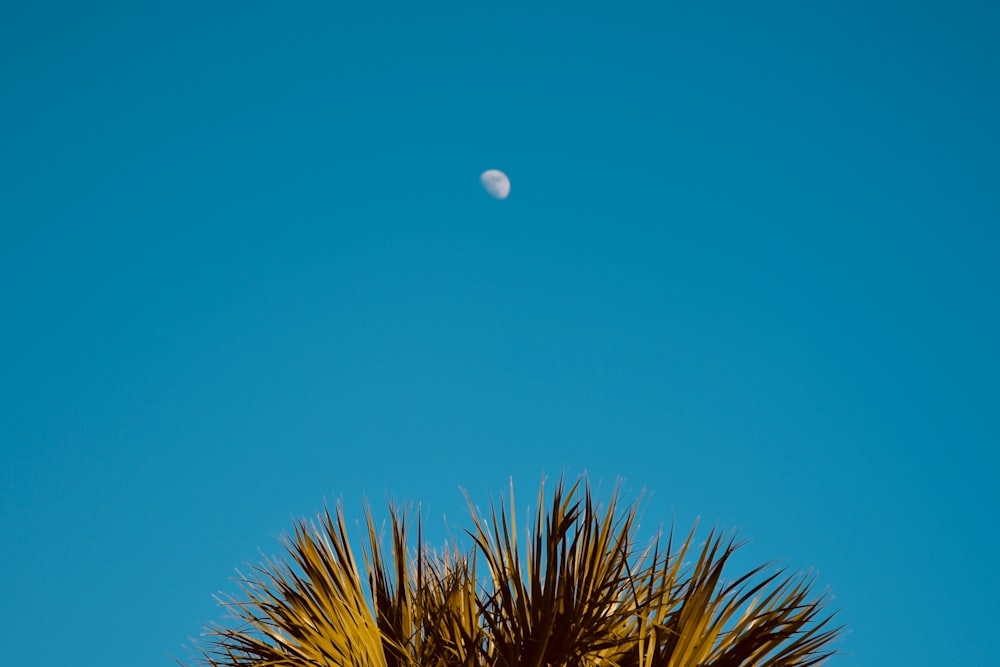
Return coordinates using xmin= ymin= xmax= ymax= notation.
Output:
xmin=192 ymin=477 xmax=839 ymax=667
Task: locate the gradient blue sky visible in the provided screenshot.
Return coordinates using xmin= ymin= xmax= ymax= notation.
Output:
xmin=2 ymin=2 xmax=998 ymax=665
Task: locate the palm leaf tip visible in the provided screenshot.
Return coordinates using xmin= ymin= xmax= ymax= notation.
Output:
xmin=187 ymin=476 xmax=842 ymax=667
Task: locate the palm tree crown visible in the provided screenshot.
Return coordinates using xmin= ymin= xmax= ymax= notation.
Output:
xmin=192 ymin=477 xmax=839 ymax=667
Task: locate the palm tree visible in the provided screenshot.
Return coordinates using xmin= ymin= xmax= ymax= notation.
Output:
xmin=192 ymin=477 xmax=839 ymax=667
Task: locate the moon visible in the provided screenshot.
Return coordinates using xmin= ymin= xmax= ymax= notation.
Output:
xmin=480 ymin=169 xmax=511 ymax=200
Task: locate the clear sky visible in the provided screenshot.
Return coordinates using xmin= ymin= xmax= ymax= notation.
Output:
xmin=1 ymin=2 xmax=997 ymax=665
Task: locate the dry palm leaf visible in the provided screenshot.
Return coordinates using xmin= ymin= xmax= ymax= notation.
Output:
xmin=190 ymin=476 xmax=840 ymax=667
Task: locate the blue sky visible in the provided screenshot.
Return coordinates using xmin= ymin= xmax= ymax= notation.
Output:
xmin=1 ymin=2 xmax=997 ymax=665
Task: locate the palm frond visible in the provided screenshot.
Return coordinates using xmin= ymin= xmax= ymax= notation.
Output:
xmin=190 ymin=476 xmax=841 ymax=667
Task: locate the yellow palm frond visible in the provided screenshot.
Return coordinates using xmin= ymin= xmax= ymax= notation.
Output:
xmin=191 ymin=476 xmax=840 ymax=667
